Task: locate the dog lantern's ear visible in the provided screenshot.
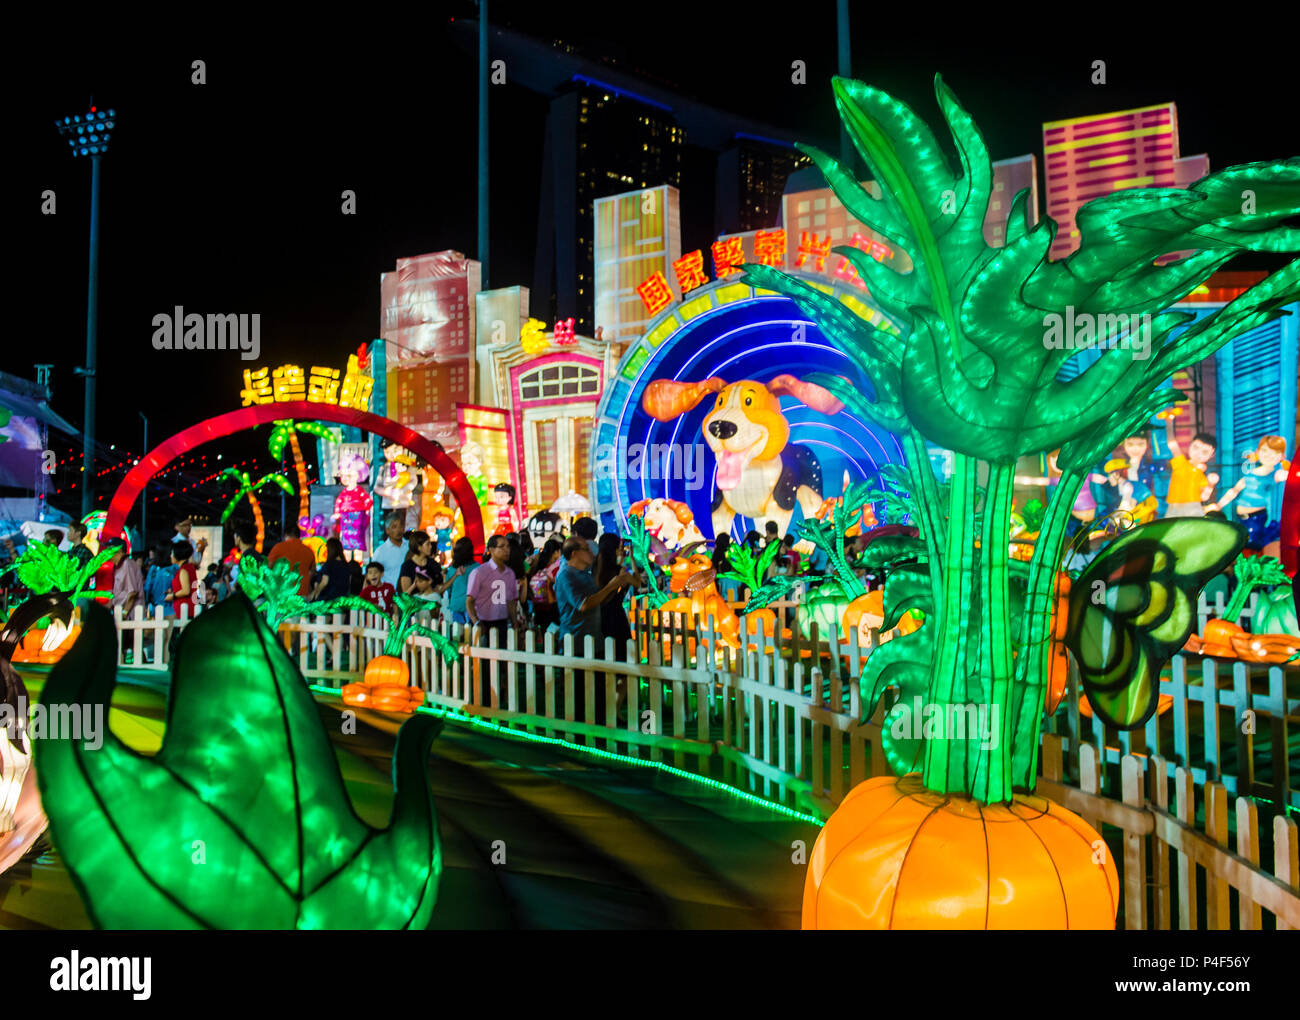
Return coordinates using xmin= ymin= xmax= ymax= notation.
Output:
xmin=642 ymin=378 xmax=726 ymax=421
xmin=768 ymin=374 xmax=845 ymax=415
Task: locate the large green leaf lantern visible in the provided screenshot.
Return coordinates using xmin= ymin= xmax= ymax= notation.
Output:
xmin=35 ymin=594 xmax=444 ymax=929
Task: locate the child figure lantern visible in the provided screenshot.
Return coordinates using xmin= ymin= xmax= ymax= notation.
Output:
xmin=490 ymin=483 xmax=520 ymax=537
xmin=333 ymin=452 xmax=373 ymax=560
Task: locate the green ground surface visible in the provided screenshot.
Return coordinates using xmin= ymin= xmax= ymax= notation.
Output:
xmin=1 ymin=668 xmax=814 ymax=930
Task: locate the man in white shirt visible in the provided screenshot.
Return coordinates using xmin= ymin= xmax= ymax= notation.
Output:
xmin=372 ymin=511 xmax=408 ymax=580
xmin=171 ymin=516 xmax=206 ymax=565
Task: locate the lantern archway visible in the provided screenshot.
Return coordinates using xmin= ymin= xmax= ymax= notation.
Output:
xmin=100 ymin=402 xmax=485 ymax=556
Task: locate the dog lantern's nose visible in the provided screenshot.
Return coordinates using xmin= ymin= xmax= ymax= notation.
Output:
xmin=708 ymin=419 xmax=738 ymax=440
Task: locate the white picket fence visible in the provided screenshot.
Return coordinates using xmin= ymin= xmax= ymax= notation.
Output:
xmin=83 ymin=589 xmax=1300 ymax=929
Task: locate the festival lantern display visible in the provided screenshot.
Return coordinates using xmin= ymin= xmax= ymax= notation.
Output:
xmin=373 ymin=442 xmax=419 ymax=514
xmin=754 ymin=75 xmax=1299 ymax=929
xmin=338 ymin=594 xmax=460 ymax=713
xmin=333 ymin=450 xmax=374 ymax=560
xmin=298 ymin=514 xmax=331 ymax=563
xmin=33 ymin=596 xmax=446 ymax=928
xmin=267 ymin=419 xmax=338 ymax=520
xmin=219 ymin=467 xmax=294 ymax=553
xmin=2 ymin=545 xmax=114 ymax=664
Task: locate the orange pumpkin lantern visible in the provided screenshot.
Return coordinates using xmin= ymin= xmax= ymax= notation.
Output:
xmin=804 ymin=773 xmax=1118 ymax=929
xmin=363 ymin=654 xmax=410 ymax=688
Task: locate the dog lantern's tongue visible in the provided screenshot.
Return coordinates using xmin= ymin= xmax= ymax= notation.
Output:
xmin=715 ymin=450 xmax=748 ymax=491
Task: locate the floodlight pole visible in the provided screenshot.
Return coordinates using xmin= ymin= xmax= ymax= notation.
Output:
xmin=79 ymin=151 xmax=102 ymax=518
xmin=478 ymin=0 xmax=489 ymax=288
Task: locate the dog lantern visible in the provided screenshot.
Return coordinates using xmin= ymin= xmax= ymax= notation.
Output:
xmin=641 ymin=374 xmax=843 ymax=539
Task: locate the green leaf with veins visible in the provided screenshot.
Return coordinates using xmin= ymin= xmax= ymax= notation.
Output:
xmin=36 ymin=594 xmax=444 ymax=929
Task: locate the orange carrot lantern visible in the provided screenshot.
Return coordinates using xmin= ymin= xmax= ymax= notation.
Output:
xmin=1229 ymin=632 xmax=1300 ymax=664
xmin=804 ymin=773 xmax=1118 ymax=929
xmin=1044 ymin=574 xmax=1072 ymax=714
xmin=842 ymin=590 xmax=883 ymax=647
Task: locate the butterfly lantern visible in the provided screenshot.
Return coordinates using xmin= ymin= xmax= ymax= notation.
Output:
xmin=1065 ymin=518 xmax=1246 ymax=729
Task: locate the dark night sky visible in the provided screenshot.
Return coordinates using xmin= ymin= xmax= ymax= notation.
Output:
xmin=13 ymin=3 xmax=1299 ymax=501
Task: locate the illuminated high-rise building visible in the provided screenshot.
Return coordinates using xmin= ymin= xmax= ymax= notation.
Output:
xmin=379 ymin=250 xmax=481 ymax=452
xmin=715 ymin=136 xmax=811 ymax=235
xmin=984 ymin=154 xmax=1039 ymax=247
xmin=593 ymin=185 xmax=682 ymax=345
xmin=1042 ymin=103 xmax=1184 ymax=261
xmin=535 ymin=80 xmax=685 ymax=336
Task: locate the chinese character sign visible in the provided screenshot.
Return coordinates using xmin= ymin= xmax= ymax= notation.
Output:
xmin=520 ymin=317 xmax=549 ymax=355
xmin=241 ymin=357 xmax=370 ymax=410
xmin=711 ymin=237 xmax=743 ymax=278
xmin=794 ymin=231 xmax=832 ymax=273
xmin=308 ymin=366 xmax=340 ymax=404
xmin=636 ymin=271 xmax=674 ymax=316
xmin=754 ymin=229 xmax=786 ymax=267
xmin=672 ymin=250 xmax=708 ymax=294
xmin=552 ymin=317 xmax=576 ymax=345
xmin=339 ymin=353 xmax=373 ymax=411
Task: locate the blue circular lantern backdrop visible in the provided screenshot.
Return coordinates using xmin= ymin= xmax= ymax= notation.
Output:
xmin=591 ymin=277 xmax=906 ymax=540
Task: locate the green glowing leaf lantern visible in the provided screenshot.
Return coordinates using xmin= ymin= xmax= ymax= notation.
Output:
xmin=35 ymin=595 xmax=444 ymax=929
xmin=1065 ymin=519 xmax=1245 ymax=729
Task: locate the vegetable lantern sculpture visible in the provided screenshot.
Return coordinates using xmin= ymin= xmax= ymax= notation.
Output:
xmin=1181 ymin=554 xmax=1300 ymax=663
xmin=749 ymin=75 xmax=1299 ymax=929
xmin=35 ymin=595 xmax=444 ymax=928
xmin=235 ymin=555 xmax=371 ymax=631
xmin=3 ymin=543 xmax=114 ymax=663
xmin=338 ymin=592 xmax=460 ymax=713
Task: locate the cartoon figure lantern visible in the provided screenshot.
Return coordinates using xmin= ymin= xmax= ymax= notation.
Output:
xmin=491 ymin=483 xmax=520 ymax=537
xmin=628 ymin=497 xmax=706 ymax=552
xmin=374 ymin=443 xmax=418 ymax=510
xmin=640 ymin=374 xmax=843 ymax=539
xmin=333 ymin=451 xmax=373 ymax=558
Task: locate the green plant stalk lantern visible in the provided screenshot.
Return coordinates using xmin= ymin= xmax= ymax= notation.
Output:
xmin=746 ymin=75 xmax=1300 ymax=804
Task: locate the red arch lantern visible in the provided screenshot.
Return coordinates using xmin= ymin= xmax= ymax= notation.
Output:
xmin=100 ymin=402 xmax=485 ymax=556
